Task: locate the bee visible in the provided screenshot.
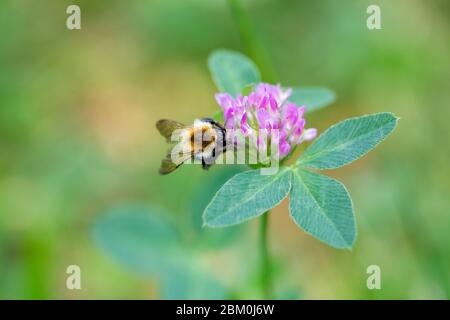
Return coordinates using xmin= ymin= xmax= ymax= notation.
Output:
xmin=156 ymin=118 xmax=227 ymax=175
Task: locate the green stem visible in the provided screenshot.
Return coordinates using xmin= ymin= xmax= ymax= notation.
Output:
xmin=227 ymin=0 xmax=277 ymax=83
xmin=259 ymin=211 xmax=272 ymax=299
xmin=226 ymin=0 xmax=277 ymax=299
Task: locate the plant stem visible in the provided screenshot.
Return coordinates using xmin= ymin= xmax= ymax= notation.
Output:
xmin=226 ymin=0 xmax=277 ymax=83
xmin=259 ymin=211 xmax=272 ymax=299
xmin=226 ymin=0 xmax=276 ymax=299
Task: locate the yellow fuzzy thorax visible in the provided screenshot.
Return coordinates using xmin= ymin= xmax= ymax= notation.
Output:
xmin=180 ymin=119 xmax=217 ymax=154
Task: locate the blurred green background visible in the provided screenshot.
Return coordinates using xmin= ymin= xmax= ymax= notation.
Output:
xmin=0 ymin=0 xmax=449 ymax=299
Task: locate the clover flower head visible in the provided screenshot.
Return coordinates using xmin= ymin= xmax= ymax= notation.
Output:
xmin=215 ymin=83 xmax=317 ymax=158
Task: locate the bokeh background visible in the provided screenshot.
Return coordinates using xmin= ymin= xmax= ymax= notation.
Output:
xmin=0 ymin=0 xmax=449 ymax=299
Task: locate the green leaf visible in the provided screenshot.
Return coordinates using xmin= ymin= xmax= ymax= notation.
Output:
xmin=92 ymin=205 xmax=228 ymax=299
xmin=289 ymin=87 xmax=336 ymax=113
xmin=289 ymin=169 xmax=356 ymax=249
xmin=92 ymin=205 xmax=184 ymax=275
xmin=162 ymin=267 xmax=227 ymax=300
xmin=298 ymin=112 xmax=398 ymax=169
xmin=203 ymin=168 xmax=292 ymax=227
xmin=188 ymin=166 xmax=245 ymax=249
xmin=208 ymin=49 xmax=260 ymax=97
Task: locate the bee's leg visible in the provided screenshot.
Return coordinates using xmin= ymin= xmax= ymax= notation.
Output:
xmin=201 ymin=158 xmax=211 ymax=170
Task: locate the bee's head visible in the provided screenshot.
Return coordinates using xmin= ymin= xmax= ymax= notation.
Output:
xmin=201 ymin=117 xmax=226 ymax=137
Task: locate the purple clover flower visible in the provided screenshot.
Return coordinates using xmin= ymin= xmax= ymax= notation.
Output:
xmin=215 ymin=83 xmax=317 ymax=158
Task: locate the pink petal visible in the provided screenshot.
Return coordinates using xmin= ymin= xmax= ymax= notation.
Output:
xmin=303 ymin=128 xmax=317 ymax=141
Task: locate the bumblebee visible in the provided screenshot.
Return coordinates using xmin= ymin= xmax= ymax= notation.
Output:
xmin=156 ymin=118 xmax=227 ymax=175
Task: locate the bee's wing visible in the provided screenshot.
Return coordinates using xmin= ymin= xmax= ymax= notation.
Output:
xmin=159 ymin=158 xmax=179 ymax=175
xmin=156 ymin=119 xmax=187 ymax=142
xmin=159 ymin=149 xmax=193 ymax=175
